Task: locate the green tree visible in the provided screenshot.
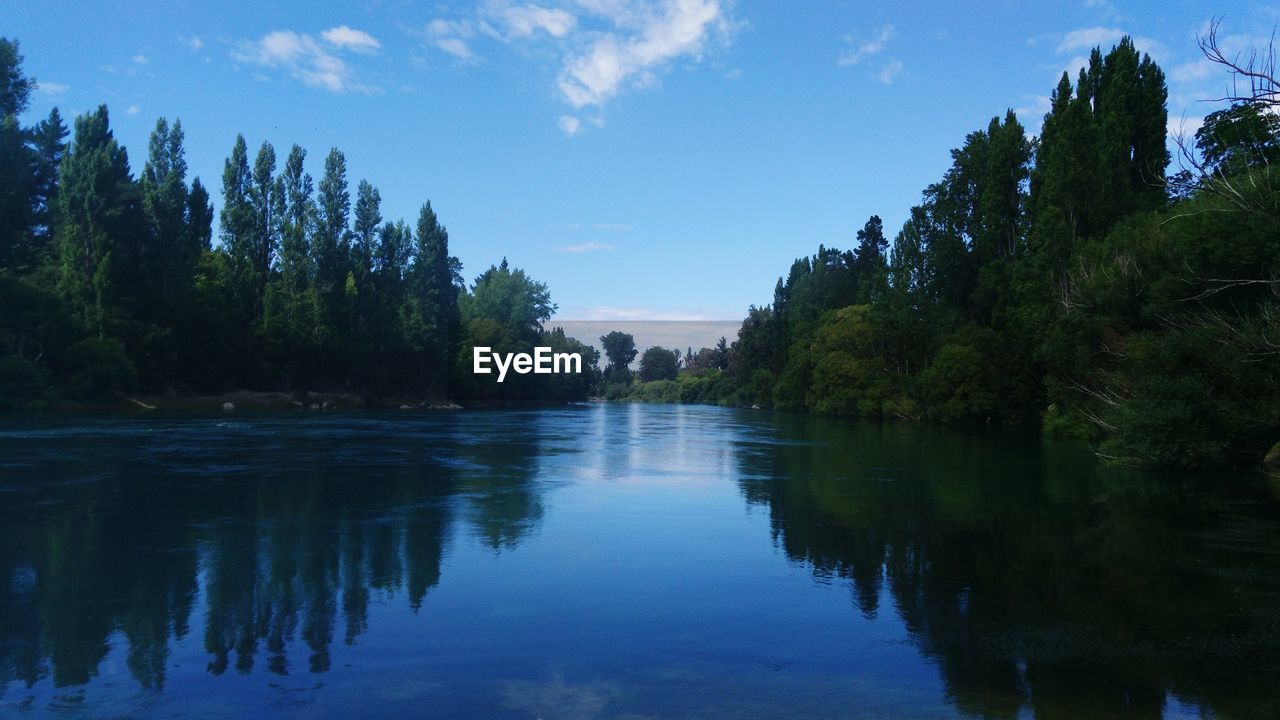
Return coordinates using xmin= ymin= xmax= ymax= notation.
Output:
xmin=55 ymin=106 xmax=142 ymax=338
xmin=408 ymin=201 xmax=459 ymax=396
xmin=0 ymin=38 xmax=34 ymax=269
xmin=638 ymin=345 xmax=680 ymax=382
xmin=599 ymin=330 xmax=637 ymax=384
xmin=27 ymin=107 xmax=67 ymax=261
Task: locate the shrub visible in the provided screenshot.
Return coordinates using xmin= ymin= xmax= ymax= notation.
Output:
xmin=0 ymin=354 xmax=46 ymax=410
xmin=61 ymin=338 xmax=138 ymax=401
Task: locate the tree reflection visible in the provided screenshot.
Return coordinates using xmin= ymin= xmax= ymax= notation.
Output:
xmin=736 ymin=414 xmax=1280 ymax=719
xmin=0 ymin=415 xmax=547 ymax=691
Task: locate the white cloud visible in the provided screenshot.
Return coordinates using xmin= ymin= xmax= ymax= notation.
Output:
xmin=1056 ymin=26 xmax=1123 ymax=54
xmin=425 ymin=19 xmax=481 ymax=62
xmin=234 ymin=30 xmax=377 ymax=93
xmin=1062 ymin=54 xmax=1089 ymax=80
xmin=557 ymin=0 xmax=730 ymax=108
xmin=1083 ymin=0 xmax=1121 ymax=21
xmin=1167 ymin=114 xmax=1204 ymax=140
xmin=1170 ymin=58 xmax=1214 ymax=85
xmin=1013 ymin=94 xmax=1052 ymax=135
xmin=132 ymin=53 xmax=148 ymax=65
xmin=1014 ymin=93 xmax=1051 ymax=119
xmin=553 ymin=240 xmax=614 ymax=252
xmin=875 ymin=58 xmax=903 ymax=84
xmin=321 ymin=26 xmax=381 ymax=54
xmin=1055 ymin=26 xmax=1164 ymax=60
xmin=421 ymin=1 xmax=734 ymax=117
xmin=127 ymin=105 xmax=141 ymax=115
xmin=439 ymin=37 xmax=479 ymax=61
xmin=36 ymin=81 xmax=69 ymax=98
xmin=558 ymin=114 xmax=583 ymax=135
xmin=181 ymin=35 xmax=204 ymax=51
xmin=838 ymin=24 xmax=894 ymax=66
xmin=485 ymin=1 xmax=576 ymax=38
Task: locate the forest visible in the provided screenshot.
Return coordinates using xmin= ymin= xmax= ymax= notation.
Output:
xmin=611 ymin=30 xmax=1280 ymax=470
xmin=0 ymin=37 xmax=597 ymax=411
xmin=1 ymin=28 xmax=1278 ymax=469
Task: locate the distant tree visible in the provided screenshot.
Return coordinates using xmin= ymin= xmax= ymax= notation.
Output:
xmin=712 ymin=336 xmax=730 ymax=370
xmin=600 ymin=331 xmax=637 ymax=373
xmin=639 ymin=345 xmax=680 ymax=382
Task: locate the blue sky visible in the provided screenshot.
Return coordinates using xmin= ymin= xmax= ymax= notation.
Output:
xmin=6 ymin=0 xmax=1276 ymax=320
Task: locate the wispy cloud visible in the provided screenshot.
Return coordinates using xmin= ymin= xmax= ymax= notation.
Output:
xmin=1013 ymin=94 xmax=1052 ymax=134
xmin=35 ymin=81 xmax=69 ymax=98
xmin=875 ymin=58 xmax=903 ymax=84
xmin=126 ymin=104 xmax=141 ymax=116
xmin=423 ymin=0 xmax=733 ymax=114
xmin=424 ymin=18 xmax=480 ymax=62
xmin=233 ymin=28 xmax=381 ymax=93
xmin=558 ymin=114 xmax=583 ymax=135
xmin=553 ymin=241 xmax=615 ymax=253
xmin=181 ymin=35 xmax=204 ymax=51
xmin=558 ymin=0 xmax=731 ymax=109
xmin=1083 ymin=0 xmax=1122 ymax=21
xmin=321 ymin=26 xmax=381 ymax=54
xmin=132 ymin=53 xmax=148 ymax=65
xmin=1167 ymin=114 xmax=1204 ymax=141
xmin=485 ymin=1 xmax=576 ymax=39
xmin=1055 ymin=26 xmax=1164 ymax=59
xmin=838 ymin=24 xmax=894 ymax=66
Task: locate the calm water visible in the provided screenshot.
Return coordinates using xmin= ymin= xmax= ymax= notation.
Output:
xmin=1 ymin=405 xmax=1279 ymax=719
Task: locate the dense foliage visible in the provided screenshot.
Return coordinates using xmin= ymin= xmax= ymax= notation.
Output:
xmin=0 ymin=38 xmax=592 ymax=408
xmin=621 ymin=37 xmax=1279 ymax=469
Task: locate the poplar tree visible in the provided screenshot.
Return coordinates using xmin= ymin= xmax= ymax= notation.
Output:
xmin=56 ymin=106 xmax=141 ymax=338
xmin=410 ymin=201 xmax=458 ymax=394
xmin=219 ymin=135 xmax=256 ymax=323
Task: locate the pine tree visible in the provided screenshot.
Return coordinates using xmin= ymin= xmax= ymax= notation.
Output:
xmin=409 ymin=201 xmax=458 ymax=395
xmin=853 ymin=215 xmax=888 ymax=302
xmin=28 ymin=107 xmax=67 ymax=261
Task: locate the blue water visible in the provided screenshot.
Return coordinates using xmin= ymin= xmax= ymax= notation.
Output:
xmin=1 ymin=404 xmax=1277 ymax=718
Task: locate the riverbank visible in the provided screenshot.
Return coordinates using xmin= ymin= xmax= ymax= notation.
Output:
xmin=36 ymin=390 xmax=464 ymax=414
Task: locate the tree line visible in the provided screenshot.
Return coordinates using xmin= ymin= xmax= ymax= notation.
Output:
xmin=0 ymin=37 xmax=595 ymax=408
xmin=3 ymin=29 xmax=1278 ymax=468
xmin=618 ymin=32 xmax=1280 ymax=469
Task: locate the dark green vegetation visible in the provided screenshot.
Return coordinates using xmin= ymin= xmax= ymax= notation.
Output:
xmin=3 ymin=407 xmax=1280 ymax=717
xmin=4 ymin=30 xmax=1279 ymax=469
xmin=0 ymin=38 xmax=595 ymax=409
xmin=619 ymin=34 xmax=1280 ymax=470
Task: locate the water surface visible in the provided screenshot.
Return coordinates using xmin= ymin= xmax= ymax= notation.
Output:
xmin=1 ymin=405 xmax=1278 ymax=718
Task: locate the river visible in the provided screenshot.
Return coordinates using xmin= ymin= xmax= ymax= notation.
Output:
xmin=1 ymin=404 xmax=1277 ymax=718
